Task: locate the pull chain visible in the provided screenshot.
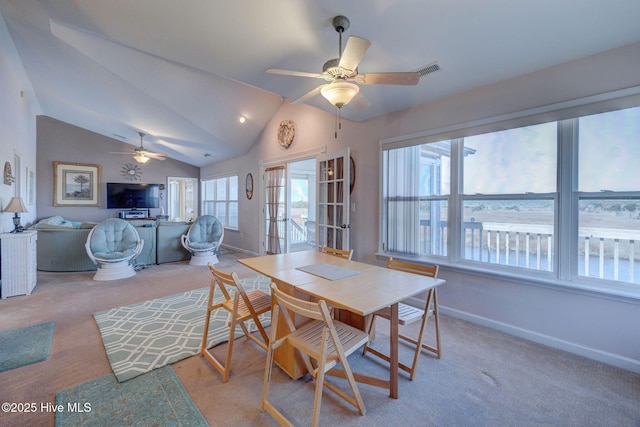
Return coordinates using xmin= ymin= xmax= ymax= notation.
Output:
xmin=334 ymin=107 xmax=344 ymax=139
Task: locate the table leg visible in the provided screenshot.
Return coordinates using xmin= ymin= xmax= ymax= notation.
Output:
xmin=390 ymin=302 xmax=399 ymax=399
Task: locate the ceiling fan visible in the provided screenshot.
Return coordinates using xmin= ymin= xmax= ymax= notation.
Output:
xmin=266 ymin=15 xmax=437 ymax=109
xmin=110 ymin=132 xmax=168 ymax=163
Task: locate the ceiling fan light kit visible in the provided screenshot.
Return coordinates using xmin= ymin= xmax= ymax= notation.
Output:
xmin=321 ymin=81 xmax=359 ymax=108
xmin=110 ymin=131 xmax=168 ymax=163
xmin=133 ymin=153 xmax=150 ymax=164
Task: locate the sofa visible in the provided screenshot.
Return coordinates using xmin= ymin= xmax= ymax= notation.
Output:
xmin=30 ymin=216 xmax=192 ymax=272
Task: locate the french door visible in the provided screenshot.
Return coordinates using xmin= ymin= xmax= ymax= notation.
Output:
xmin=316 ymin=148 xmax=351 ymax=251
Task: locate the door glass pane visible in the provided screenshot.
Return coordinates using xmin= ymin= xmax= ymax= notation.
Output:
xmin=319 ymin=161 xmax=328 ymax=181
xmin=328 ymin=159 xmax=335 ymax=181
xmin=325 ymin=227 xmax=334 ymax=248
xmin=337 ymin=181 xmax=344 ymax=203
xmin=336 ymin=228 xmax=343 ymax=248
xmin=336 ymin=205 xmax=344 ymax=228
xmin=336 ymin=157 xmax=344 ymax=180
xmin=318 ymin=204 xmax=326 ymax=227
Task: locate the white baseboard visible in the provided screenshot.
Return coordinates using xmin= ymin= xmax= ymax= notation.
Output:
xmin=440 ymin=306 xmax=640 ymax=374
xmin=220 ymin=244 xmax=259 ymax=257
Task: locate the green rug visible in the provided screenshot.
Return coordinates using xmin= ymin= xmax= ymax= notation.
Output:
xmin=94 ymin=275 xmax=271 ymax=382
xmin=55 ymin=365 xmax=206 ymax=426
xmin=0 ymin=320 xmax=55 ymax=373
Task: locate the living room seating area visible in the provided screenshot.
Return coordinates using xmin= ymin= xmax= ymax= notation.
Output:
xmin=30 ymin=216 xmax=194 ymax=271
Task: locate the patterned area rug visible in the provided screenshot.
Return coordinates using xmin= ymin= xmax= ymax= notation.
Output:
xmin=55 ymin=365 xmax=207 ymax=426
xmin=94 ymin=275 xmax=271 ymax=382
xmin=0 ymin=321 xmax=55 ymax=373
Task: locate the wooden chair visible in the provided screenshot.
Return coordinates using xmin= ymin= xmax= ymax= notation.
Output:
xmin=362 ymin=258 xmax=441 ymax=380
xmin=262 ymin=283 xmax=368 ymax=427
xmin=320 ymin=245 xmax=353 ymax=260
xmin=200 ymin=263 xmax=272 ymax=383
xmin=320 ymin=245 xmax=355 ymax=322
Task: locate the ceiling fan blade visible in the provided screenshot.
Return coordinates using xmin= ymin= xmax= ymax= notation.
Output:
xmin=266 ymin=68 xmax=323 ymax=79
xmin=290 ymin=84 xmax=326 ymax=104
xmin=355 ymin=72 xmax=420 ymax=86
xmin=338 ymin=36 xmax=371 ymax=72
xmin=144 ymin=152 xmax=168 ymax=159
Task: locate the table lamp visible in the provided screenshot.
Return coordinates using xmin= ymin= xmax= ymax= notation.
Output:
xmin=3 ymin=196 xmax=28 ymax=233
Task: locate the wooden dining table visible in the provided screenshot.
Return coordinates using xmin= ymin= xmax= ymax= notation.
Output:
xmin=238 ymin=250 xmax=445 ymax=399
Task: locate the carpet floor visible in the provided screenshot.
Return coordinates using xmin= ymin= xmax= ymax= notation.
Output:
xmin=0 ymin=249 xmax=638 ymax=426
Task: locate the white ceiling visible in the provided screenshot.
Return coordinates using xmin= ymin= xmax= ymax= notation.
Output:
xmin=2 ymin=0 xmax=640 ymax=167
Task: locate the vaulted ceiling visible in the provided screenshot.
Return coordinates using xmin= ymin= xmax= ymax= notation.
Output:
xmin=2 ymin=0 xmax=640 ymax=166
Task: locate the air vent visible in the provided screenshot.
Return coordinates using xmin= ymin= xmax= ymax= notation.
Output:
xmin=415 ymin=62 xmax=440 ymax=78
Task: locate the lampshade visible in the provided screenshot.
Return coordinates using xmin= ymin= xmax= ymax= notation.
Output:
xmin=3 ymin=196 xmax=27 ymax=213
xmin=133 ymin=154 xmax=150 ymax=164
xmin=321 ymin=81 xmax=359 ymax=108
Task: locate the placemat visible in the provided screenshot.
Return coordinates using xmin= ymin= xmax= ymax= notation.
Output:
xmin=296 ymin=263 xmax=361 ymax=281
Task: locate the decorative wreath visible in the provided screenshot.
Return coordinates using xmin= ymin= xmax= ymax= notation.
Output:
xmin=277 ymin=120 xmax=295 ymax=149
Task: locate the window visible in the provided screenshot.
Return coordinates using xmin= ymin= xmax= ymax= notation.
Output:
xmin=202 ymin=175 xmax=238 ymax=227
xmin=381 ymin=104 xmax=640 ymax=293
xmin=461 ymin=123 xmax=557 ymax=271
xmin=577 ymin=106 xmax=640 ymax=283
xmin=382 ymin=142 xmax=450 ymax=256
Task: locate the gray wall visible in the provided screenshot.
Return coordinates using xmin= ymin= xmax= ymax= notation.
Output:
xmin=202 ymin=42 xmax=640 ymax=372
xmin=36 ymin=116 xmax=199 ymax=223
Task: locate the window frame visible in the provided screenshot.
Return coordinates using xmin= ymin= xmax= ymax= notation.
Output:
xmin=379 ymin=90 xmax=640 ymax=300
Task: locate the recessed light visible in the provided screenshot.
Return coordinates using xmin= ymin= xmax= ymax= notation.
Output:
xmin=239 ymin=116 xmax=246 ymax=124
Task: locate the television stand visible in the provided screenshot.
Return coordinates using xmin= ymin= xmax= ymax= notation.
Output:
xmin=119 ymin=209 xmax=149 ymax=219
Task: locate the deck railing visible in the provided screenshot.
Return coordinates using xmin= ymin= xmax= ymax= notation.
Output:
xmin=418 ymin=220 xmax=639 ymax=283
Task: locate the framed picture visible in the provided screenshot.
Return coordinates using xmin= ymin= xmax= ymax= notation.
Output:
xmin=54 ymin=162 xmax=100 ymax=206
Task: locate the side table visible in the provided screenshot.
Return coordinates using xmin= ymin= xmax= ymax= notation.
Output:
xmin=1 ymin=230 xmax=37 ymax=299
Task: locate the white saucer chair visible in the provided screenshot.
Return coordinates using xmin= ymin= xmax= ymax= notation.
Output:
xmin=181 ymin=215 xmax=224 ymax=265
xmin=85 ymin=218 xmax=144 ymax=281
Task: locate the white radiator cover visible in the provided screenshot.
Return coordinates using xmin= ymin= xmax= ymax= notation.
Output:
xmin=1 ymin=230 xmax=37 ymax=298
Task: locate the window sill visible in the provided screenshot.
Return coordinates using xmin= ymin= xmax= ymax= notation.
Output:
xmin=374 ymin=252 xmax=640 ymax=304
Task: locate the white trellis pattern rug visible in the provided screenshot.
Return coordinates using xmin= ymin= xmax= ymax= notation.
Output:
xmin=94 ymin=275 xmax=272 ymax=382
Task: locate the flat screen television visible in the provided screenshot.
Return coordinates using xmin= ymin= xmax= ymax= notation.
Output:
xmin=106 ymin=183 xmax=160 ymax=209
